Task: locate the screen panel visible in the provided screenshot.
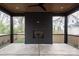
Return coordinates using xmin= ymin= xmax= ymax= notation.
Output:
xmin=0 ymin=11 xmax=10 ymax=46
xmin=52 ymin=16 xmax=65 ymax=43
xmin=13 ymin=16 xmax=25 ymax=43
xmin=68 ymin=11 xmax=79 ymax=48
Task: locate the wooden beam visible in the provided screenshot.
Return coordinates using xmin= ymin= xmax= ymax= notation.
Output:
xmin=65 ymin=4 xmax=79 ymax=16
xmin=0 ymin=5 xmax=12 ymax=16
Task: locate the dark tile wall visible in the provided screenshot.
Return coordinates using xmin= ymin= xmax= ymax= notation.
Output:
xmin=25 ymin=12 xmax=52 ymax=44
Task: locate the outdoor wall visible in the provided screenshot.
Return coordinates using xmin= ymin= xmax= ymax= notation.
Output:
xmin=25 ymin=13 xmax=52 ymax=44
xmin=53 ymin=34 xmax=64 ymax=43
xmin=68 ymin=35 xmax=79 ymax=48
xmin=14 ymin=34 xmax=25 ymax=43
xmin=0 ymin=35 xmax=10 ymax=46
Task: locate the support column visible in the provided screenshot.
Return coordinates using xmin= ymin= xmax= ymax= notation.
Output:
xmin=10 ymin=16 xmax=14 ymax=43
xmin=64 ymin=16 xmax=68 ymax=44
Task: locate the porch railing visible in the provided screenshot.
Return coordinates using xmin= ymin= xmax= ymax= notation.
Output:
xmin=0 ymin=34 xmax=25 ymax=47
xmin=0 ymin=34 xmax=79 ymax=48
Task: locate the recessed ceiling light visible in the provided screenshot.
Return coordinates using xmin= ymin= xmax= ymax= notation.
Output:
xmin=16 ymin=7 xmax=19 ymax=9
xmin=36 ymin=21 xmax=40 ymax=23
xmin=60 ymin=6 xmax=64 ymax=9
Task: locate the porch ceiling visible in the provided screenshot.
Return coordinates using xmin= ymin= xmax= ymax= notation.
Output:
xmin=0 ymin=3 xmax=78 ymax=13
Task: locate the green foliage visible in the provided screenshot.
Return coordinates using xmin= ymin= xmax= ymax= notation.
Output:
xmin=0 ymin=19 xmax=10 ymax=34
xmin=14 ymin=18 xmax=24 ymax=34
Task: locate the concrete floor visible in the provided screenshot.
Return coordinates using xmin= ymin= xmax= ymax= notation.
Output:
xmin=0 ymin=43 xmax=79 ymax=56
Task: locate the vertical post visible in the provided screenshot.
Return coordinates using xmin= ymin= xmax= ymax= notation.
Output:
xmin=10 ymin=16 xmax=13 ymax=43
xmin=50 ymin=15 xmax=53 ymax=44
xmin=64 ymin=16 xmax=68 ymax=44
